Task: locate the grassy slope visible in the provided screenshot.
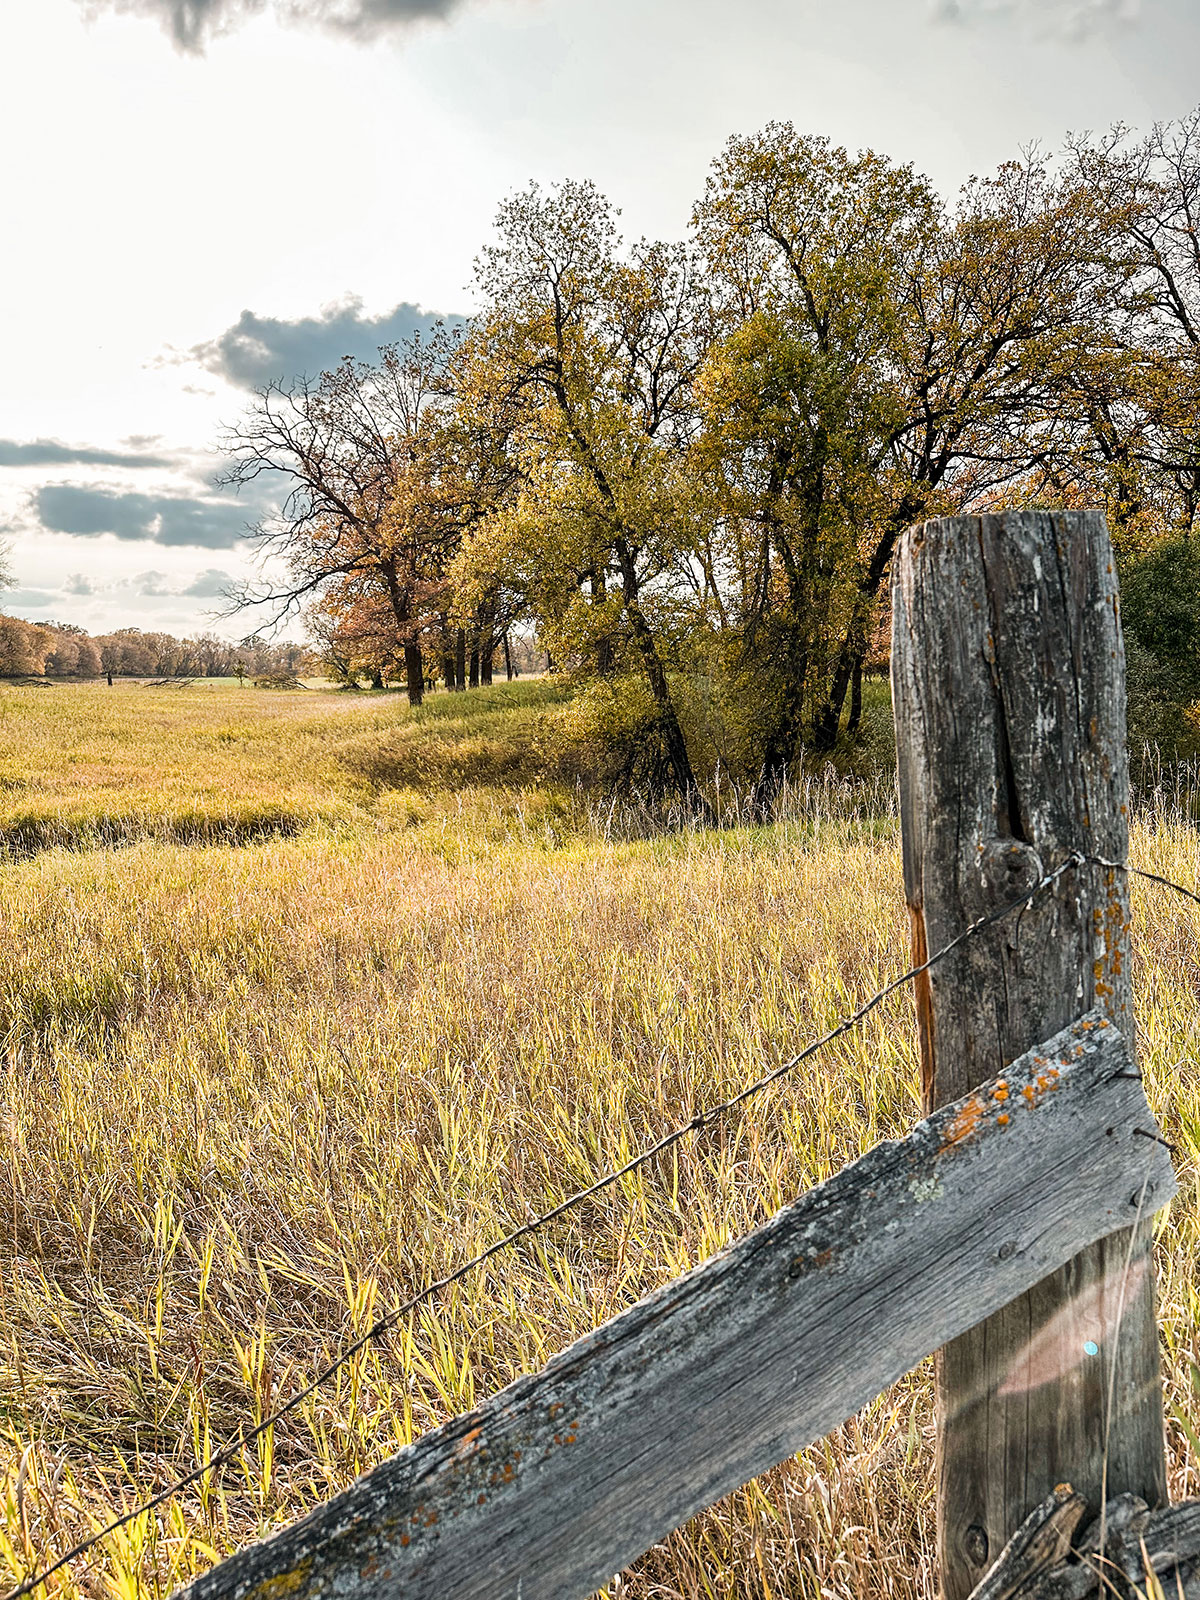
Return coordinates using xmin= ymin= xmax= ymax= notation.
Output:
xmin=0 ymin=679 xmax=575 ymax=854
xmin=1 ymin=679 xmax=1198 ymax=1599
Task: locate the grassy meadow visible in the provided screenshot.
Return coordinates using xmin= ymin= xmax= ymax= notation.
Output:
xmin=1 ymin=676 xmax=1199 ymax=1599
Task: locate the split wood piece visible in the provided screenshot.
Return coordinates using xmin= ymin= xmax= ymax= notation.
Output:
xmin=892 ymin=510 xmax=1169 ymax=1597
xmin=174 ymin=1012 xmax=1173 ymax=1600
xmin=966 ymin=1485 xmax=1088 ymax=1600
xmin=967 ymin=1490 xmax=1200 ymax=1598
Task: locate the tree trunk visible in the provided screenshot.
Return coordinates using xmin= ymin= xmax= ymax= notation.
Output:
xmin=813 ymin=513 xmax=914 ymax=750
xmin=455 ymin=629 xmax=467 ymax=692
xmin=847 ymin=654 xmax=864 ymax=735
xmin=615 ymin=537 xmax=704 ymax=806
xmin=750 ymin=619 xmax=809 ymax=808
xmin=503 ymin=633 xmax=514 ymax=681
xmin=380 ymin=562 xmax=423 ymax=708
xmin=753 ymin=680 xmax=804 ymax=814
xmin=591 ymin=571 xmax=614 ymax=675
xmin=481 ymin=641 xmax=494 ymax=685
xmin=403 ymin=643 xmax=424 ymax=708
xmin=891 ymin=510 xmax=1167 ymax=1600
xmin=812 ymin=631 xmax=858 ymax=749
xmin=469 ymin=646 xmax=480 ymax=690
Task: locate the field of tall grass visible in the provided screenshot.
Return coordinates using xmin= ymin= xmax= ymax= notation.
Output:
xmin=1 ymin=677 xmax=1198 ymax=1599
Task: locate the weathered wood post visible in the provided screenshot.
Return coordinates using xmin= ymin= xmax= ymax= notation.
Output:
xmin=891 ymin=510 xmax=1168 ymax=1600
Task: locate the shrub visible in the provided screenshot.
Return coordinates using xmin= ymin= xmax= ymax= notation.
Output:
xmin=1125 ymin=636 xmax=1200 ymax=760
xmin=254 ymin=673 xmax=308 ymax=690
xmin=1122 ymin=540 xmax=1200 ymax=696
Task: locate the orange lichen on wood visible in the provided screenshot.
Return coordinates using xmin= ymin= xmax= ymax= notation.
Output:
xmin=1092 ymin=889 xmax=1127 ymax=1002
xmin=456 ymin=1426 xmax=484 ymax=1459
xmin=939 ymin=1094 xmax=985 ymax=1150
xmin=1021 ymin=1064 xmax=1063 ymax=1107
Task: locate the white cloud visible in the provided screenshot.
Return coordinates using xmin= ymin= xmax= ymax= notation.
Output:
xmin=931 ymin=0 xmax=1142 ymax=40
xmin=131 ymin=570 xmax=173 ymax=595
xmin=0 ymin=526 xmax=276 ymax=638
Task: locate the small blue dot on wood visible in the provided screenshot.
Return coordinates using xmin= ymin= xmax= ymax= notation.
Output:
xmin=1084 ymin=1341 xmax=1099 ymax=1356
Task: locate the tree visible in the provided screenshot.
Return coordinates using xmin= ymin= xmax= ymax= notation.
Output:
xmin=1121 ymin=538 xmax=1200 ymax=691
xmin=693 ymin=127 xmax=935 ymax=784
xmin=1052 ymin=109 xmax=1200 ymax=547
xmin=0 ymin=616 xmax=47 ymax=677
xmin=220 ymin=330 xmax=464 ymax=707
xmin=694 ymin=128 xmax=1107 ymax=770
xmin=309 ymin=584 xmax=413 ymax=688
xmin=460 ymin=180 xmax=712 ymax=800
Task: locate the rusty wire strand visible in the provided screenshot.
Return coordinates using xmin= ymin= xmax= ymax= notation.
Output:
xmin=6 ymin=849 xmax=1199 ymax=1600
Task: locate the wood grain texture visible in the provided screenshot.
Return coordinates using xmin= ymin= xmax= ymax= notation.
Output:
xmin=174 ymin=1014 xmax=1173 ymax=1600
xmin=891 ymin=510 xmax=1169 ymax=1597
xmin=968 ymin=1492 xmax=1200 ymax=1599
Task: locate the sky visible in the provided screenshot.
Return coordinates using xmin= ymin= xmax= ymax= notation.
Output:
xmin=1 ymin=0 xmax=1198 ymax=640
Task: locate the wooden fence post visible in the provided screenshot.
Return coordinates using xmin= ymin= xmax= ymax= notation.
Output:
xmin=891 ymin=510 xmax=1168 ymax=1600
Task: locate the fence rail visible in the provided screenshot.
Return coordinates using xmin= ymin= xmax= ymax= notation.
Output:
xmin=174 ymin=1012 xmax=1172 ymax=1600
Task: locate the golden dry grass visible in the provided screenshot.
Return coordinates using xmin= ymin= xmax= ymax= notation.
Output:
xmin=0 ymin=679 xmax=1198 ymax=1599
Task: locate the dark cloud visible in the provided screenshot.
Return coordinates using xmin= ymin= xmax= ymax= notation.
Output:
xmin=34 ymin=485 xmax=255 ymax=549
xmin=186 ymin=296 xmax=464 ymax=390
xmin=63 ymin=574 xmax=96 ymax=595
xmin=182 ymin=567 xmax=235 ymax=597
xmin=80 ymin=0 xmax=467 ymax=53
xmin=0 ymin=438 xmax=173 ymax=468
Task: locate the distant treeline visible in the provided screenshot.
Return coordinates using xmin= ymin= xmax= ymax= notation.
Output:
xmin=0 ymin=617 xmax=309 ymax=679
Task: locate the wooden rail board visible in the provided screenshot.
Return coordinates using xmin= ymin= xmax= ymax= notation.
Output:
xmin=175 ymin=1013 xmax=1173 ymax=1600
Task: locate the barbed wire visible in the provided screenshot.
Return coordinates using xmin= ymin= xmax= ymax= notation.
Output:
xmin=5 ymin=848 xmax=1199 ymax=1600
xmin=1104 ymin=857 xmax=1200 ymax=909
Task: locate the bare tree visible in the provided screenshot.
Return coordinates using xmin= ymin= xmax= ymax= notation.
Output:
xmin=220 ymin=329 xmax=463 ymax=707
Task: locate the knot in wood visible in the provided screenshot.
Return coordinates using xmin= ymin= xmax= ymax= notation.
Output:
xmin=980 ymin=841 xmax=1043 ymax=904
xmin=963 ymin=1523 xmax=989 ymax=1567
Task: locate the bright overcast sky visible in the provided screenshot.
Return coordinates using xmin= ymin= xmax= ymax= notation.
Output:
xmin=2 ymin=0 xmax=1198 ymax=638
